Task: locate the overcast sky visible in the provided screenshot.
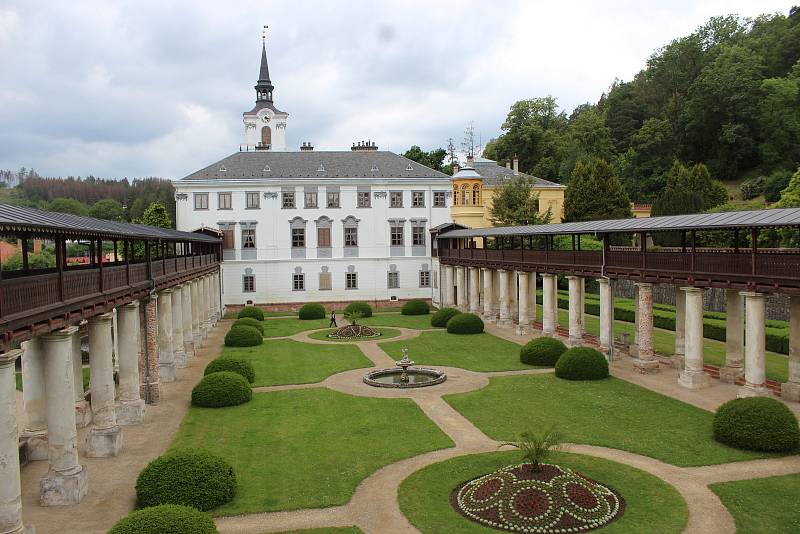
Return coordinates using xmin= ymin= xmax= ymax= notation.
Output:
xmin=0 ymin=0 xmax=792 ymax=180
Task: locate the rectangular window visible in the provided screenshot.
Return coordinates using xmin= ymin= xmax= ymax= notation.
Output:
xmin=282 ymin=191 xmax=295 ymax=209
xmin=433 ymin=191 xmax=446 ymax=207
xmin=345 ymin=272 xmax=358 ymax=290
xmin=344 ymin=227 xmax=358 ymax=247
xmin=412 ymin=226 xmax=425 ymax=246
xmin=317 ymin=227 xmax=331 ymax=247
xmin=387 ymin=271 xmax=399 ymax=289
xmin=246 ymin=191 xmax=260 ymax=209
xmin=218 ymin=192 xmax=232 ymax=210
xmin=194 ymin=193 xmax=209 ymax=210
xmin=242 ymin=228 xmax=256 ymax=249
xmin=293 ymin=273 xmax=305 ymax=291
xmin=357 ymin=191 xmax=371 ymax=208
xmin=291 ymin=228 xmax=305 ymax=248
xmin=243 ymin=274 xmax=255 ymax=292
xmin=391 ymin=225 xmax=404 ymax=246
xmin=327 ymin=191 xmax=340 ymax=208
xmin=305 ymin=192 xmax=318 ymax=209
xmin=412 ymin=191 xmax=425 ymax=207
xmin=319 ymin=272 xmax=332 ymax=290
xmin=419 ymin=270 xmax=431 ymax=287
xmin=221 ymin=227 xmax=234 ymax=249
xmin=390 ymin=191 xmax=403 ymax=208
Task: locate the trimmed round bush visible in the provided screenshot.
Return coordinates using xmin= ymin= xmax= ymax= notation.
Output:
xmin=555 ymin=347 xmax=609 ymax=380
xmin=520 ymin=337 xmax=568 ymax=366
xmin=204 ymin=357 xmax=255 ymax=384
xmin=713 ymin=397 xmax=800 ymax=452
xmin=232 ymin=317 xmax=263 ymax=335
xmin=431 ymin=307 xmax=461 ymax=328
xmin=135 ymin=448 xmax=237 ymax=511
xmin=191 ymin=371 xmax=252 ymax=408
xmin=109 ymin=504 xmax=218 ymax=534
xmin=401 ymin=299 xmax=430 ymax=315
xmin=237 ymin=306 xmax=264 ymax=321
xmin=224 ymin=325 xmax=263 ymax=347
xmin=446 ymin=312 xmax=484 ymax=334
xmin=299 ymin=303 xmax=326 ymax=320
xmin=345 ymin=301 xmax=373 ymax=318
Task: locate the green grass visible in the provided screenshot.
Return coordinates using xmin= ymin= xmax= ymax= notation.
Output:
xmin=380 ymin=331 xmax=537 ymax=372
xmin=281 ymin=529 xmax=362 ymax=534
xmin=710 ymin=474 xmax=800 ymax=533
xmin=399 ymin=451 xmax=688 ymax=533
xmin=358 ymin=313 xmax=438 ymax=330
xmin=220 ymin=339 xmax=373 ymax=386
xmin=172 ymin=388 xmax=454 ymax=515
xmin=262 ymin=318 xmax=331 ymax=338
xmin=307 ymin=327 xmax=402 ymax=342
xmin=16 ymin=367 xmax=90 ymax=391
xmin=446 ymin=374 xmax=777 ymax=466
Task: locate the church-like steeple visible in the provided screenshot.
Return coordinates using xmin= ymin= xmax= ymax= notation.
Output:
xmin=255 ymin=31 xmax=274 ymax=103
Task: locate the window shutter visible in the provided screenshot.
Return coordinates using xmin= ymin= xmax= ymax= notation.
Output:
xmin=318 ymin=227 xmax=331 ymax=247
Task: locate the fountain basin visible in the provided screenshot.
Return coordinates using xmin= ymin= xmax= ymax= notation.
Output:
xmin=363 ymin=367 xmax=447 ymax=388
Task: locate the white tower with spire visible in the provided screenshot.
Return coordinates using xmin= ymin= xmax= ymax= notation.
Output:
xmin=243 ymin=28 xmax=289 ymax=151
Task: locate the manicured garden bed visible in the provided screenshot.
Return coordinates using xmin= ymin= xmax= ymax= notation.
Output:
xmin=445 ymin=375 xmax=778 ymax=466
xmin=283 ymin=529 xmax=363 ymax=534
xmin=710 ymin=474 xmax=800 ymax=534
xmin=359 ymin=313 xmax=439 ymax=330
xmin=308 ymin=327 xmax=402 ymax=342
xmin=172 ymin=388 xmax=454 ymax=515
xmin=399 ymin=451 xmax=688 ymax=533
xmin=220 ymin=339 xmax=373 ymax=386
xmin=263 ymin=318 xmax=332 ymax=338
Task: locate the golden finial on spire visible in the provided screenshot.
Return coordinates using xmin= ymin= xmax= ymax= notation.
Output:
xmin=262 ymin=25 xmax=268 ymax=42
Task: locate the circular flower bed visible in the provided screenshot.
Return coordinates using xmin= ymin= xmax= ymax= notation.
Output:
xmin=327 ymin=324 xmax=382 ymax=340
xmin=452 ymin=463 xmax=624 ymax=533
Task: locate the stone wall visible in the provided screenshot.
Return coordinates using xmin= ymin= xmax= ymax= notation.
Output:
xmin=224 ymin=297 xmax=432 ymax=315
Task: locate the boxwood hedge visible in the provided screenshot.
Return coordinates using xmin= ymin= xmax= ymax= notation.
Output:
xmin=204 ymin=357 xmax=256 ymax=384
xmin=232 ymin=317 xmax=264 ymax=335
xmin=237 ymin=306 xmax=264 ymax=321
xmin=345 ymin=301 xmax=373 ymax=318
xmin=401 ymin=299 xmax=430 ymax=315
xmin=713 ymin=397 xmax=800 ymax=452
xmin=431 ymin=307 xmax=460 ymax=328
xmin=555 ymin=347 xmax=609 ymax=380
xmin=446 ymin=312 xmax=484 ymax=334
xmin=109 ymin=504 xmax=218 ymax=534
xmin=299 ymin=303 xmax=326 ymax=320
xmin=520 ymin=337 xmax=567 ymax=366
xmin=224 ymin=325 xmax=263 ymax=347
xmin=191 ymin=371 xmax=252 ymax=408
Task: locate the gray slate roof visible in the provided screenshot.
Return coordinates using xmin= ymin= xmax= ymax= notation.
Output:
xmin=438 ymin=208 xmax=800 ymax=238
xmin=180 ymin=151 xmax=452 ymax=181
xmin=473 ymin=159 xmax=565 ymax=189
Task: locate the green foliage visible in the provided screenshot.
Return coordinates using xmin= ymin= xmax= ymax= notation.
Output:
xmin=554 ymin=347 xmax=609 ymax=380
xmin=137 ymin=201 xmax=172 ymax=228
xmin=713 ymin=397 xmax=800 ymax=452
xmin=563 ymin=159 xmax=632 ymax=222
xmin=89 ymin=198 xmax=125 ymax=221
xmin=344 ymin=302 xmax=372 ymax=318
xmin=758 ymin=77 xmax=800 ymax=167
xmin=489 ymin=174 xmax=551 ymax=226
xmin=763 ymin=169 xmax=793 ymax=202
xmin=136 ymin=448 xmax=236 ymax=510
xmin=238 ymin=306 xmax=265 ymax=321
xmin=520 ymin=337 xmax=567 ymax=366
xmin=204 ymin=357 xmax=256 ymax=384
xmin=740 ymin=175 xmax=766 ymax=200
xmin=232 ymin=317 xmax=264 ymax=335
xmin=298 ymin=303 xmax=326 ymax=320
xmin=46 ymin=197 xmax=88 ymax=216
xmin=109 ymin=504 xmax=218 ymax=534
xmin=191 ymin=371 xmax=253 ymax=408
xmin=499 ymin=427 xmax=564 ymax=471
xmin=224 ymin=325 xmax=263 ymax=348
xmin=446 ymin=313 xmax=484 ymax=334
xmin=401 ymin=299 xmax=429 ymax=316
xmin=1 ymin=250 xmax=55 ymax=271
xmin=402 ymin=146 xmax=448 ymax=173
xmin=430 ymin=307 xmax=461 ymax=328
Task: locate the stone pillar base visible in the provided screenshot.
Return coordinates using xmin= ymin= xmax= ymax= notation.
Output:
xmin=482 ymin=314 xmax=497 ymax=324
xmin=542 ymin=329 xmax=555 ymax=338
xmin=39 ymin=466 xmax=88 ymax=506
xmin=781 ymin=382 xmax=800 ymax=402
xmin=200 ymin=325 xmax=209 ymax=340
xmin=497 ymin=318 xmax=512 ymax=328
xmin=673 ymin=355 xmax=685 ymax=372
xmin=633 ymin=358 xmax=660 ymax=374
xmin=85 ymin=425 xmax=123 ymax=457
xmin=184 ymin=341 xmax=195 ymax=359
xmin=629 ymin=343 xmax=639 ymax=358
xmin=568 ymin=336 xmax=583 ymax=347
xmin=193 ymin=333 xmax=202 ymax=349
xmin=174 ymin=349 xmax=187 ymax=369
xmin=738 ymin=384 xmax=771 ymax=398
xmin=20 ymin=430 xmax=48 ymax=462
xmin=719 ymin=366 xmax=744 ymax=384
xmin=116 ymin=399 xmax=146 ymax=426
xmin=158 ymin=363 xmax=176 ymax=382
xmin=679 ymin=370 xmax=710 ymax=389
xmin=74 ymin=399 xmax=92 ymax=429
xmin=515 ymin=324 xmax=530 ymax=336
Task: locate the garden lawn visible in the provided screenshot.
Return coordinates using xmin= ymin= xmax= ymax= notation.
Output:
xmin=262 ymin=317 xmax=331 ymax=337
xmin=172 ymin=388 xmax=454 ymax=515
xmin=399 ymin=451 xmax=688 ymax=534
xmin=282 ymin=529 xmax=362 ymax=534
xmin=16 ymin=367 xmax=90 ymax=391
xmin=308 ymin=327 xmax=402 ymax=342
xmin=380 ymin=331 xmax=536 ymax=372
xmin=220 ymin=339 xmax=373 ymax=386
xmin=358 ymin=313 xmax=437 ymax=330
xmin=446 ymin=374 xmax=777 ymax=466
xmin=710 ymin=474 xmax=800 ymax=533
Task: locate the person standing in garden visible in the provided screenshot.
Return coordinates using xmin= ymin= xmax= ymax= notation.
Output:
xmin=329 ymin=310 xmax=337 ymax=328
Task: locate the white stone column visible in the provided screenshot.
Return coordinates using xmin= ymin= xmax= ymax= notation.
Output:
xmin=40 ymin=327 xmax=88 ymax=506
xmin=579 ymin=277 xmax=586 ymax=334
xmin=182 ymin=284 xmax=195 ymax=359
xmin=567 ymin=276 xmax=583 ymax=346
xmin=510 ymin=273 xmax=519 ymax=322
xmin=631 ymin=284 xmax=640 ymax=357
xmin=191 ymin=279 xmax=202 ymax=348
xmin=542 ymin=274 xmax=556 ymax=336
xmin=201 ymin=276 xmax=211 ymax=339
xmin=157 ymin=289 xmax=176 ymax=382
xmin=443 ymin=266 xmax=454 ymax=307
xmin=516 ymin=272 xmax=530 ymax=335
xmin=529 ymin=273 xmax=537 ymax=324
xmin=633 ymin=282 xmax=659 ymax=373
xmin=674 ymin=286 xmax=686 ymax=369
xmin=738 ymin=292 xmax=769 ymax=397
xmin=598 ymin=278 xmax=613 ymax=354
xmin=71 ymin=326 xmax=91 ymax=429
xmin=782 ymin=295 xmax=800 ymax=401
xmin=20 ymin=338 xmax=48 ymax=461
xmin=0 ymin=349 xmax=32 ymax=534
xmin=215 ymin=271 xmax=222 ymax=322
xmin=679 ymin=287 xmax=709 ymax=389
xmin=86 ymin=314 xmax=123 ymax=457
xmin=497 ymin=269 xmax=512 ymax=327
xmin=171 ymin=285 xmax=186 ymax=369
xmin=116 ymin=302 xmax=146 ymax=425
xmin=456 ymin=267 xmax=467 ymax=311
xmin=468 ymin=267 xmax=480 ymax=314
xmin=481 ymin=268 xmax=495 ymax=322
xmin=721 ymin=289 xmax=745 ymax=383
xmin=552 ymin=275 xmax=559 ymax=328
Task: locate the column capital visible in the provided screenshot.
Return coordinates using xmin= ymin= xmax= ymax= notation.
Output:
xmin=160 ymin=288 xmax=174 ymax=295
xmin=121 ymin=300 xmax=140 ymax=310
xmin=565 ymin=275 xmax=580 ymax=280
xmin=596 ymin=277 xmax=610 ymax=285
xmin=88 ymin=312 xmax=113 ymax=324
xmin=515 ymin=270 xmax=529 ymax=277
xmin=480 ymin=267 xmax=492 ymax=273
xmin=0 ymin=348 xmax=22 ymax=368
xmin=681 ymin=286 xmax=703 ymax=294
xmin=44 ymin=326 xmax=79 ymax=341
xmin=634 ymin=281 xmax=653 ymax=288
xmin=739 ymin=291 xmax=764 ymax=299
xmin=497 ymin=268 xmax=508 ymax=274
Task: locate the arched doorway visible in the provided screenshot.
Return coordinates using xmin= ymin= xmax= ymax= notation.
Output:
xmin=261 ymin=126 xmax=272 ymax=147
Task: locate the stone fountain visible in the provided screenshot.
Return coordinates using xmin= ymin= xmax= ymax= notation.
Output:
xmin=363 ymin=348 xmax=446 ymax=388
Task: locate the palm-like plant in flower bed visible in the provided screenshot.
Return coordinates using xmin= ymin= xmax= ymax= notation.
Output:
xmin=499 ymin=426 xmax=564 ymax=471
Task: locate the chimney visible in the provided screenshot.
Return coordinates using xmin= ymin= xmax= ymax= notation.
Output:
xmin=512 ymin=154 xmax=519 ymax=175
xmin=300 ymin=141 xmax=314 ymax=151
xmin=452 ymin=163 xmax=460 ymax=175
xmin=505 ymin=161 xmax=511 ymax=169
xmin=466 ymin=154 xmax=474 ymax=167
xmin=351 ymin=140 xmax=378 ymax=151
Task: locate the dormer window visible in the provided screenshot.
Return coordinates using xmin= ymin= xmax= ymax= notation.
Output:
xmin=405 ymin=164 xmax=414 ymax=171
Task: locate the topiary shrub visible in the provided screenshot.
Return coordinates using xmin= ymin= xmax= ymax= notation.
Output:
xmin=431 ymin=307 xmax=461 ymax=328
xmin=520 ymin=337 xmax=568 ymax=366
xmin=232 ymin=317 xmax=263 ymax=335
xmin=299 ymin=303 xmax=326 ymax=320
xmin=401 ymin=299 xmax=430 ymax=315
xmin=446 ymin=313 xmax=484 ymax=334
xmin=191 ymin=371 xmax=252 ymax=408
xmin=136 ymin=449 xmax=236 ymax=511
xmin=204 ymin=357 xmax=255 ymax=384
xmin=224 ymin=325 xmax=263 ymax=347
xmin=713 ymin=397 xmax=800 ymax=452
xmin=345 ymin=301 xmax=372 ymax=318
xmin=237 ymin=306 xmax=264 ymax=321
xmin=555 ymin=347 xmax=609 ymax=380
xmin=109 ymin=504 xmax=218 ymax=534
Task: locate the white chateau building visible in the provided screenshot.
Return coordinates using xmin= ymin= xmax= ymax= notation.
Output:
xmin=175 ymin=40 xmax=452 ymax=308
